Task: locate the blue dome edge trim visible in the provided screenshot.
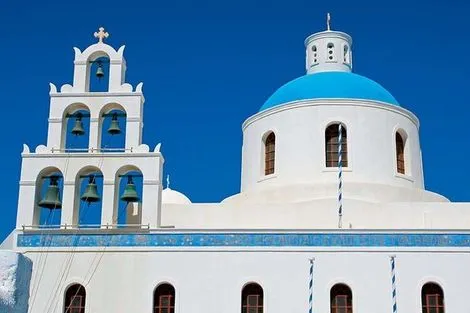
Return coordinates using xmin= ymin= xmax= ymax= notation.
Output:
xmin=260 ymin=72 xmax=400 ymax=112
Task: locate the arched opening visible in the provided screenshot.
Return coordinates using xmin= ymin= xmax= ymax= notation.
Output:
xmin=87 ymin=52 xmax=111 ymax=92
xmin=241 ymin=283 xmax=263 ymax=313
xmin=422 ymin=282 xmax=444 ymax=313
xmin=312 ymin=45 xmax=318 ymax=64
xmin=327 ymin=43 xmax=335 ymax=61
xmin=62 ymin=104 xmax=91 ymax=152
xmin=64 ymin=283 xmax=86 ymax=313
xmin=343 ymin=45 xmax=350 ymax=64
xmin=99 ymin=104 xmax=127 ymax=152
xmin=153 ymin=283 xmax=175 ymax=313
xmin=264 ymin=132 xmax=276 ymax=175
xmin=35 ymin=167 xmax=63 ymax=227
xmin=395 ymin=132 xmax=406 ymax=174
xmin=330 ymin=283 xmax=352 ymax=313
xmin=325 ymin=123 xmax=348 ymax=167
xmin=114 ymin=166 xmax=143 ymax=227
xmin=74 ymin=167 xmax=104 ymax=228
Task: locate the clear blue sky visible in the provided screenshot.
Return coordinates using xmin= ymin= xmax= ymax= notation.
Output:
xmin=0 ymin=0 xmax=469 ymax=240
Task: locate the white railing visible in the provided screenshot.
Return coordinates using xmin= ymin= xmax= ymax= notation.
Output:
xmin=51 ymin=147 xmax=133 ymax=153
xmin=21 ymin=223 xmax=152 ymax=231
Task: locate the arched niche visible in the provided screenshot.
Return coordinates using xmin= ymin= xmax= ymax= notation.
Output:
xmin=99 ymin=103 xmax=127 ymax=152
xmin=114 ymin=165 xmax=143 ymax=227
xmin=86 ymin=51 xmax=111 ymax=92
xmin=74 ymin=166 xmax=104 ymax=228
xmin=62 ymin=103 xmax=91 ymax=152
xmin=34 ymin=167 xmax=63 ymax=227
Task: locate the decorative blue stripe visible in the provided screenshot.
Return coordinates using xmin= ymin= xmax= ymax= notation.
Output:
xmin=15 ymin=232 xmax=470 ymax=248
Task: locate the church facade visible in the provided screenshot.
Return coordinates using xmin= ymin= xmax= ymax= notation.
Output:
xmin=0 ymin=20 xmax=468 ymax=313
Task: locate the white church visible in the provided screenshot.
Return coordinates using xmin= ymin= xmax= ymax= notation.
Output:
xmin=0 ymin=17 xmax=467 ymax=313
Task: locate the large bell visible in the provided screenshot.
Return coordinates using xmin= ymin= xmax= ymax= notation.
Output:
xmin=95 ymin=62 xmax=104 ymax=79
xmin=38 ymin=176 xmax=62 ymax=209
xmin=107 ymin=113 xmax=121 ymax=135
xmin=71 ymin=114 xmax=85 ymax=136
xmin=120 ymin=176 xmax=140 ymax=203
xmin=80 ymin=176 xmax=101 ymax=204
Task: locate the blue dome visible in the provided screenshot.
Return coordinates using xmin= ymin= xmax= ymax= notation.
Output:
xmin=260 ymin=71 xmax=399 ymax=111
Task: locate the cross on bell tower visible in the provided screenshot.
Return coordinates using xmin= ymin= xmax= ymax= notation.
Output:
xmin=94 ymin=27 xmax=109 ymax=43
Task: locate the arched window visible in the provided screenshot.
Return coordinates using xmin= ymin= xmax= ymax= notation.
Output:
xmin=422 ymin=283 xmax=444 ymax=313
xmin=64 ymin=283 xmax=86 ymax=313
xmin=327 ymin=43 xmax=335 ymax=61
xmin=325 ymin=124 xmax=348 ymax=167
xmin=343 ymin=45 xmax=349 ymax=64
xmin=241 ymin=283 xmax=263 ymax=313
xmin=264 ymin=132 xmax=276 ymax=175
xmin=330 ymin=284 xmax=352 ymax=313
xmin=312 ymin=45 xmax=318 ymax=64
xmin=154 ymin=283 xmax=175 ymax=313
xmin=395 ymin=132 xmax=405 ymax=174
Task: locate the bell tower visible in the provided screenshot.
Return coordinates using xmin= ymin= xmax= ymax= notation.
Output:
xmin=16 ymin=27 xmax=164 ymax=230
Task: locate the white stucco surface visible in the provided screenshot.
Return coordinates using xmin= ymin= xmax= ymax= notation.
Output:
xmin=0 ymin=251 xmax=32 ymax=313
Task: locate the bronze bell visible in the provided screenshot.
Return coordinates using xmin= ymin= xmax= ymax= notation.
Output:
xmin=120 ymin=176 xmax=140 ymax=203
xmin=80 ymin=176 xmax=101 ymax=203
xmin=38 ymin=176 xmax=62 ymax=209
xmin=71 ymin=114 xmax=85 ymax=136
xmin=96 ymin=62 xmax=104 ymax=79
xmin=107 ymin=113 xmax=121 ymax=135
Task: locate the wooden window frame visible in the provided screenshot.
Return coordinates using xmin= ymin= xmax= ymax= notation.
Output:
xmin=264 ymin=132 xmax=275 ymax=175
xmin=242 ymin=283 xmax=263 ymax=313
xmin=330 ymin=284 xmax=352 ymax=313
xmin=325 ymin=124 xmax=348 ymax=168
xmin=154 ymin=284 xmax=175 ymax=313
xmin=422 ymin=283 xmax=445 ymax=313
xmin=64 ymin=284 xmax=86 ymax=313
xmin=395 ymin=132 xmax=405 ymax=174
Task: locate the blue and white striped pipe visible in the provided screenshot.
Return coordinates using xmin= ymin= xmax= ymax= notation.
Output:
xmin=390 ymin=255 xmax=397 ymax=313
xmin=338 ymin=123 xmax=343 ymax=229
xmin=308 ymin=258 xmax=315 ymax=313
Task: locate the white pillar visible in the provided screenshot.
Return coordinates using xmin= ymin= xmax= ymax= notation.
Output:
xmin=47 ymin=119 xmax=63 ymax=150
xmin=16 ymin=182 xmax=36 ymax=228
xmin=60 ymin=181 xmax=77 ymax=227
xmin=141 ymin=181 xmax=161 ymax=228
xmin=100 ymin=181 xmax=116 ymax=227
xmin=125 ymin=119 xmax=142 ymax=149
xmin=89 ymin=118 xmax=99 ymax=152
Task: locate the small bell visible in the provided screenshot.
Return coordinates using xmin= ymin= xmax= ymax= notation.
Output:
xmin=95 ymin=62 xmax=104 ymax=79
xmin=80 ymin=176 xmax=101 ymax=204
xmin=107 ymin=113 xmax=121 ymax=135
xmin=120 ymin=176 xmax=140 ymax=203
xmin=71 ymin=114 xmax=85 ymax=136
xmin=38 ymin=176 xmax=62 ymax=209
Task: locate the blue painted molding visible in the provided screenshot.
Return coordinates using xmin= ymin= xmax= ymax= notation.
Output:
xmin=16 ymin=232 xmax=470 ymax=248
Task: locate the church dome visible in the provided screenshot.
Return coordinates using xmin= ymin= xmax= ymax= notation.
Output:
xmin=162 ymin=188 xmax=192 ymax=204
xmin=260 ymin=72 xmax=399 ymax=112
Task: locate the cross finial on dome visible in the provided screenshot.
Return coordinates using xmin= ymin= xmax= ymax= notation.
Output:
xmin=94 ymin=27 xmax=109 ymax=43
xmin=327 ymin=13 xmax=331 ymax=31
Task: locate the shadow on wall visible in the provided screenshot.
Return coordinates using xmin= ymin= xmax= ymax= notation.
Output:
xmin=0 ymin=251 xmax=33 ymax=313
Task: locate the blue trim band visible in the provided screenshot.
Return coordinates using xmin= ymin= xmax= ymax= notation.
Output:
xmin=16 ymin=233 xmax=470 ymax=248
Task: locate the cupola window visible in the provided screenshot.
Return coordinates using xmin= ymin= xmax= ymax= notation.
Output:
xmin=325 ymin=124 xmax=348 ymax=167
xmin=327 ymin=43 xmax=335 ymax=61
xmin=264 ymin=132 xmax=276 ymax=175
xmin=330 ymin=284 xmax=352 ymax=313
xmin=422 ymin=283 xmax=444 ymax=313
xmin=242 ymin=283 xmax=263 ymax=313
xmin=154 ymin=283 xmax=175 ymax=313
xmin=343 ymin=45 xmax=350 ymax=64
xmin=64 ymin=284 xmax=86 ymax=313
xmin=312 ymin=45 xmax=318 ymax=64
xmin=395 ymin=132 xmax=405 ymax=174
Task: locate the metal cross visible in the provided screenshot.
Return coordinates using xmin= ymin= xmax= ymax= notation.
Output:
xmin=166 ymin=174 xmax=170 ymax=189
xmin=94 ymin=27 xmax=109 ymax=43
xmin=327 ymin=13 xmax=331 ymax=31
